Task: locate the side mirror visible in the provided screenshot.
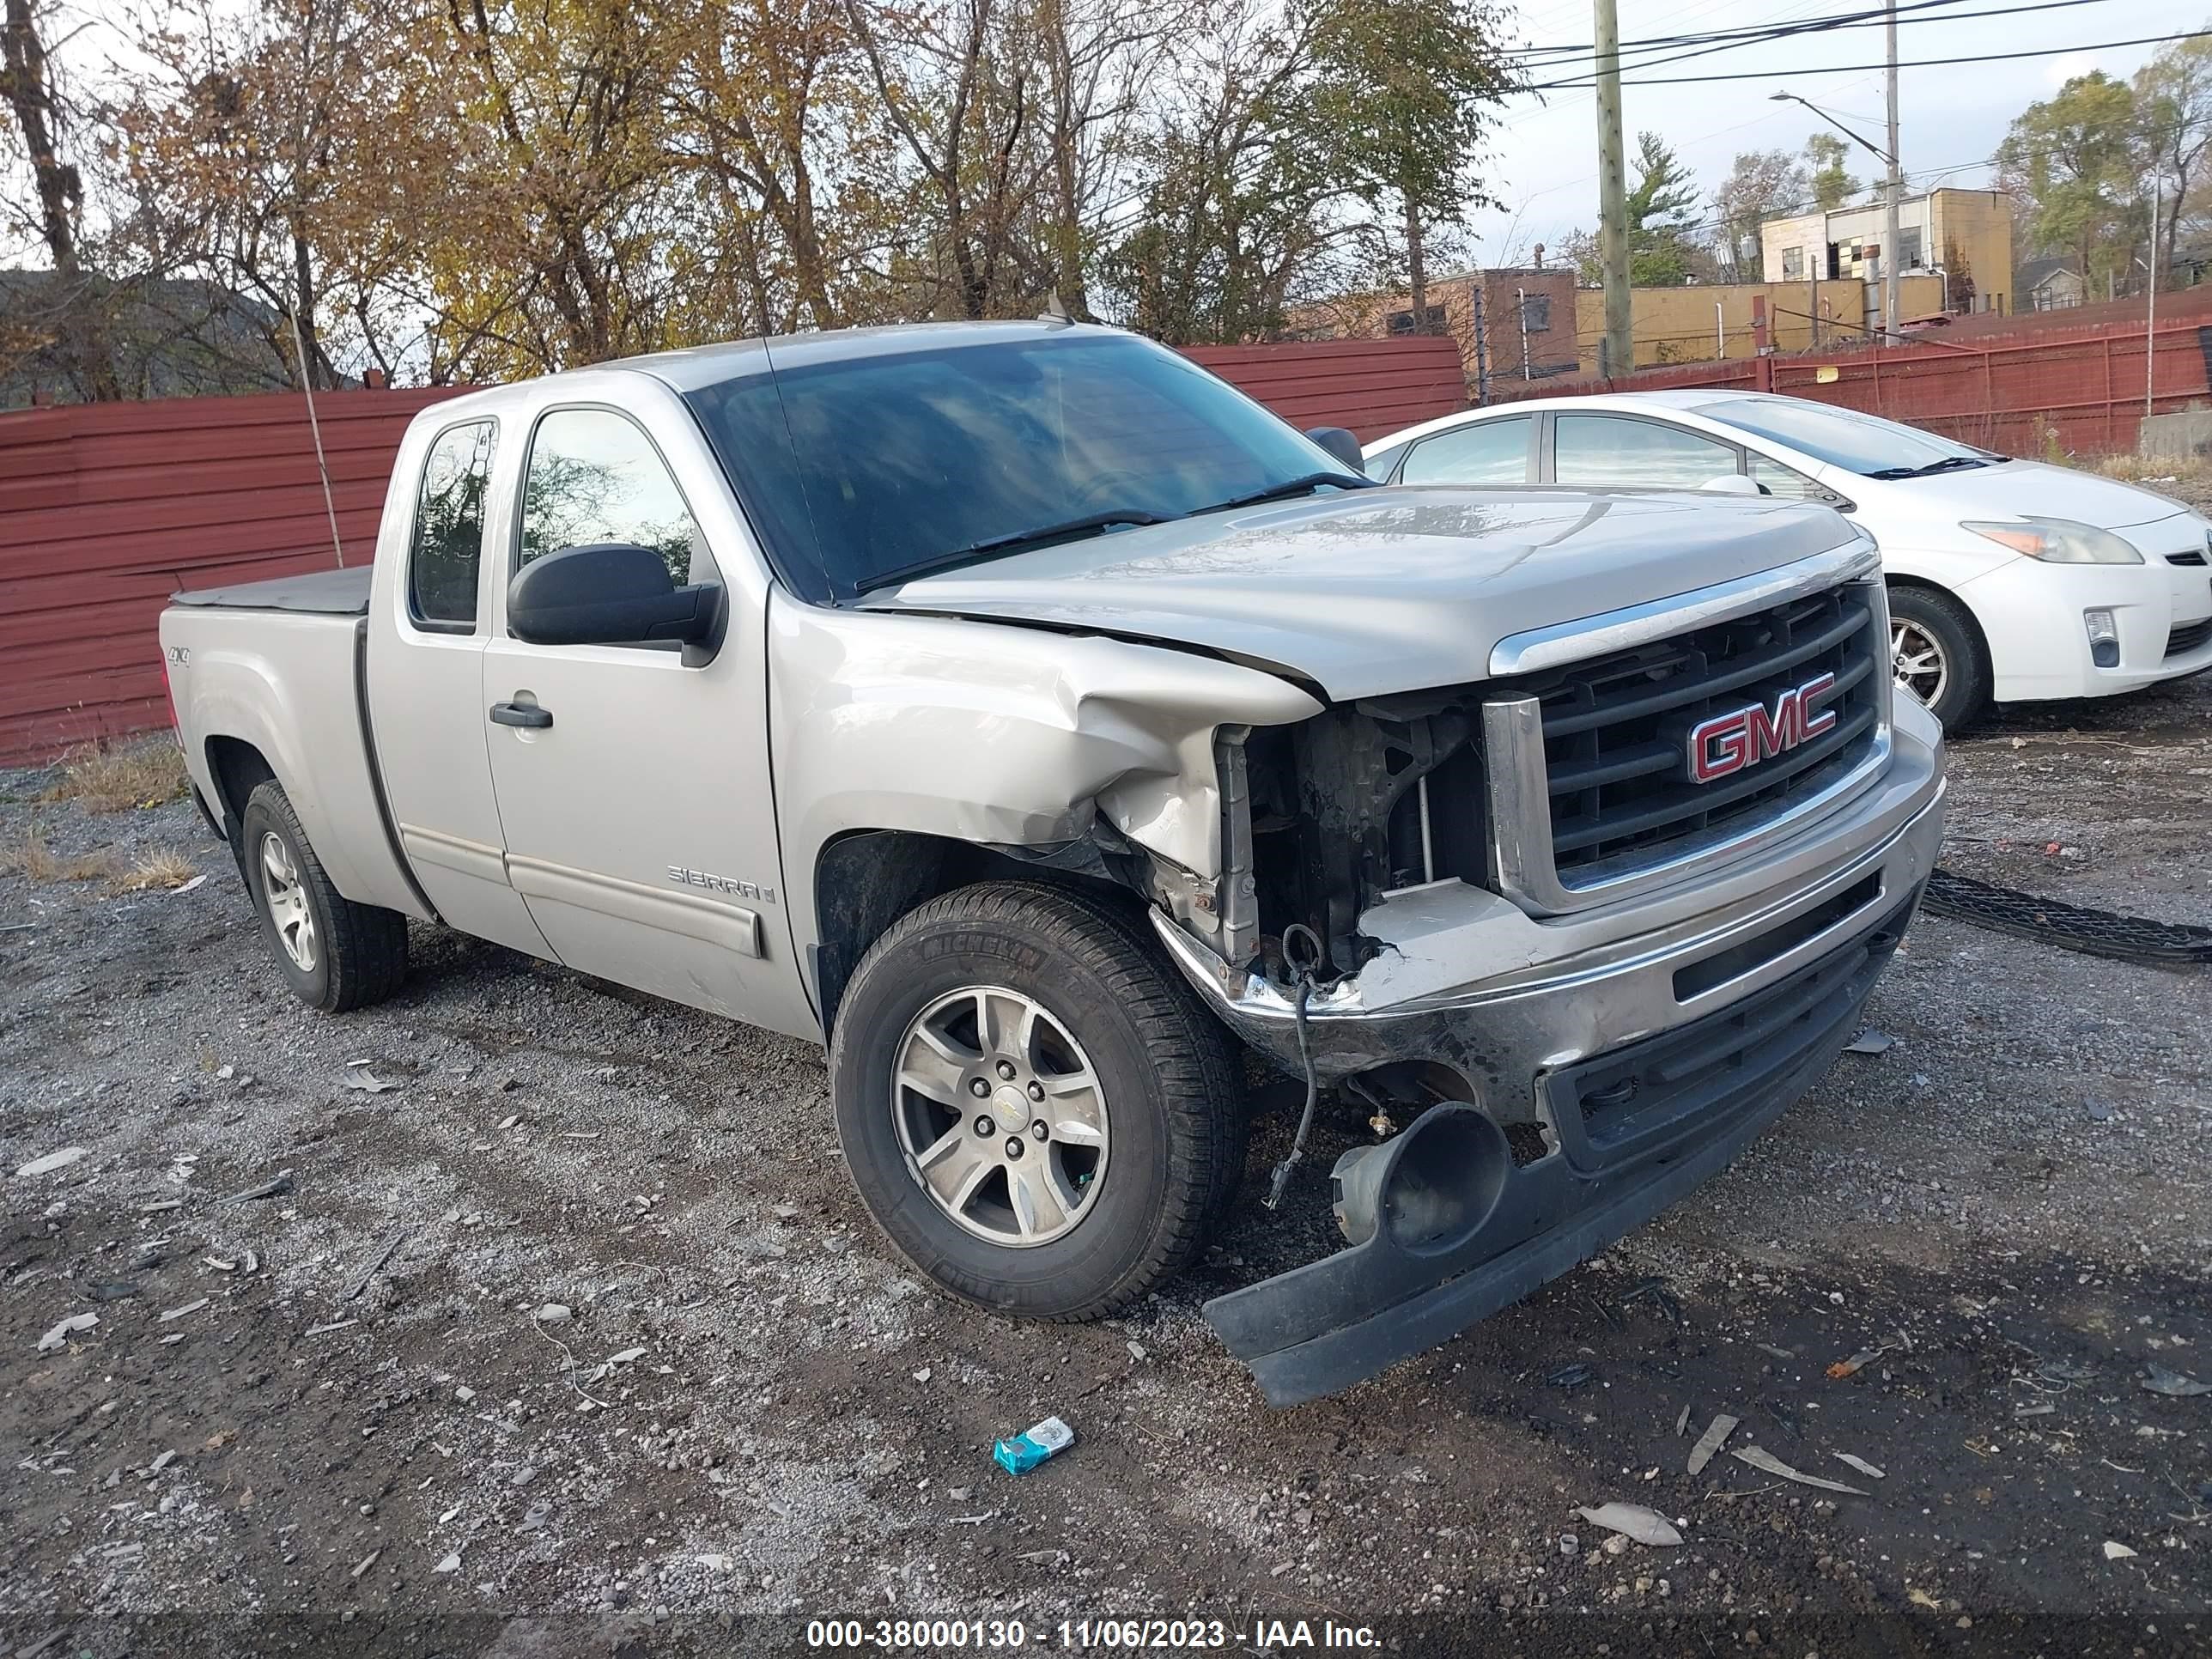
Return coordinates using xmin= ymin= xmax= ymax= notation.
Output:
xmin=1697 ymin=474 xmax=1762 ymax=496
xmin=507 ymin=543 xmax=720 ymax=647
xmin=1304 ymin=426 xmax=1367 ymax=474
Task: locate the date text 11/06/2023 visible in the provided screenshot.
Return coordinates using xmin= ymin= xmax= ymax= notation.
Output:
xmin=804 ymin=1618 xmax=1383 ymax=1650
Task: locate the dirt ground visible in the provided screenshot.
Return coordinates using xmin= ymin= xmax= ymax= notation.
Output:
xmin=5 ymin=596 xmax=2210 ymax=1656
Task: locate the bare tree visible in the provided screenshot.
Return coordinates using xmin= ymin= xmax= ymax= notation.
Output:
xmin=1030 ymin=0 xmax=1181 ymax=318
xmin=1712 ymin=149 xmax=1810 ymax=282
xmin=2136 ymin=38 xmax=2212 ymax=283
xmin=846 ymin=0 xmax=1048 ymax=319
xmin=2 ymin=0 xmax=118 ymax=396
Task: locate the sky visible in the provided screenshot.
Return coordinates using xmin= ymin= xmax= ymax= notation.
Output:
xmin=1467 ymin=0 xmax=2184 ymax=264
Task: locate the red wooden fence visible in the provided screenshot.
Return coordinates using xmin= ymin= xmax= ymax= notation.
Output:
xmin=1501 ymin=291 xmax=2212 ymax=459
xmin=1183 ymin=336 xmax=1470 ymax=443
xmin=1 ymin=386 xmax=467 ymax=762
xmin=0 ymin=338 xmax=1469 ymax=765
xmin=5 ymin=307 xmax=2198 ymax=766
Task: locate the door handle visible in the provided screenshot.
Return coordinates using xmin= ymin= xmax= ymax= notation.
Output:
xmin=489 ymin=701 xmax=552 ymax=730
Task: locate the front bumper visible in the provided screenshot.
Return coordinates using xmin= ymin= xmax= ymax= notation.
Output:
xmin=1960 ymin=543 xmax=2212 ymax=701
xmin=1158 ymin=708 xmax=1947 ymax=1406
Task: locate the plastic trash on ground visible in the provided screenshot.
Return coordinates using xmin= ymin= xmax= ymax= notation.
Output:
xmin=993 ymin=1416 xmax=1075 ymax=1475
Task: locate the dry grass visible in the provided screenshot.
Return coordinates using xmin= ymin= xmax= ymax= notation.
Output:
xmin=2093 ymin=453 xmax=2212 ymax=488
xmin=106 ymin=848 xmax=199 ymax=893
xmin=0 ymin=824 xmax=116 ymax=884
xmin=42 ymin=737 xmax=189 ymax=814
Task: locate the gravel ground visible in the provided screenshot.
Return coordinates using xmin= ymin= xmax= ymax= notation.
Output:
xmin=3 ymin=634 xmax=2209 ymax=1655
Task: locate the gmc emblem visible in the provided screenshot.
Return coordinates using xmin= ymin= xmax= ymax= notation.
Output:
xmin=1686 ymin=672 xmax=1838 ymax=783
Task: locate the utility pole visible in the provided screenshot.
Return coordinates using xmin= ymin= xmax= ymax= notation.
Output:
xmin=1773 ymin=89 xmax=1897 ymax=348
xmin=1594 ymin=0 xmax=1632 ymax=380
xmin=2148 ymin=172 xmax=2160 ymax=420
xmin=1882 ymin=3 xmax=1901 ymax=343
xmin=1472 ymin=285 xmax=1492 ymax=405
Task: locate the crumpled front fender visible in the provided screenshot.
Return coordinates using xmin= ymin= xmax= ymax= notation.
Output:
xmin=769 ymin=593 xmax=1321 ymax=986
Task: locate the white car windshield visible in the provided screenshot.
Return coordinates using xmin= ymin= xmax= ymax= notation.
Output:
xmin=1695 ymin=398 xmax=2003 ymax=480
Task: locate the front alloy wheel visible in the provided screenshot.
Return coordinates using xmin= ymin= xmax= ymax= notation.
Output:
xmin=893 ymin=986 xmax=1109 ymax=1246
xmin=830 ymin=880 xmax=1246 ymax=1322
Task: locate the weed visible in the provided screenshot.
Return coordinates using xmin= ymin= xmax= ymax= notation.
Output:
xmin=43 ymin=738 xmax=188 ymax=814
xmin=2092 ymin=453 xmax=2212 ymax=488
xmin=0 ymin=824 xmax=115 ymax=884
xmin=107 ymin=848 xmax=199 ymax=893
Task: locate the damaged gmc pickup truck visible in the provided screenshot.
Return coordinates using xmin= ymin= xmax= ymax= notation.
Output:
xmin=161 ymin=321 xmax=1945 ymax=1404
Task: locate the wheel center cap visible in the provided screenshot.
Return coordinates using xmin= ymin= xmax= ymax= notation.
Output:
xmin=991 ymin=1085 xmax=1030 ymax=1130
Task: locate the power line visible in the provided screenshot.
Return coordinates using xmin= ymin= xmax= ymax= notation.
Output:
xmin=1511 ymin=0 xmax=1977 ymax=61
xmin=1516 ymin=0 xmax=2124 ymax=87
xmin=1502 ymin=0 xmax=1852 ymax=122
xmin=1534 ymin=27 xmax=2205 ymax=91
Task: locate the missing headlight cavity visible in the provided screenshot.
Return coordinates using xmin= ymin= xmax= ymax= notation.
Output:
xmin=1346 ymin=1061 xmax=1558 ymax=1170
xmin=1241 ymin=695 xmax=1487 ymax=979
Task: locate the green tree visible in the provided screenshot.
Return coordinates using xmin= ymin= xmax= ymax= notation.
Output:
xmin=1804 ymin=132 xmax=1860 ymax=210
xmin=1099 ymin=0 xmax=1343 ymax=343
xmin=1624 ymin=130 xmax=1701 ymax=286
xmin=1996 ymin=70 xmax=2143 ymax=298
xmin=1302 ymin=0 xmax=1519 ymax=332
xmin=1553 ymin=136 xmax=1716 ymax=291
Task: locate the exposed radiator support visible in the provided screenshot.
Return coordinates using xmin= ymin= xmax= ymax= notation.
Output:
xmin=1215 ymin=727 xmax=1260 ymax=971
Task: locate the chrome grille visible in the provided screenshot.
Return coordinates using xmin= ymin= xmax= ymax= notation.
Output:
xmin=1484 ymin=580 xmax=1890 ymax=913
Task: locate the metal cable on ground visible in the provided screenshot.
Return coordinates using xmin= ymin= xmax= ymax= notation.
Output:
xmin=1923 ymin=867 xmax=2212 ymax=967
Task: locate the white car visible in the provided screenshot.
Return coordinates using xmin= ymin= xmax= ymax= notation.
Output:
xmin=1362 ymin=391 xmax=2212 ymax=726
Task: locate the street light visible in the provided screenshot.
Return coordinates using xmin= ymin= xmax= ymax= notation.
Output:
xmin=1772 ymin=88 xmax=1903 ymax=343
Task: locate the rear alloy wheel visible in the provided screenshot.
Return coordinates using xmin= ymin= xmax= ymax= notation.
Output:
xmin=258 ymin=830 xmax=319 ymax=975
xmin=1886 ymin=584 xmax=1990 ymax=730
xmin=239 ymin=779 xmax=408 ymax=1013
xmin=830 ymin=881 xmax=1244 ymax=1322
xmin=1890 ymin=617 xmax=1950 ymax=712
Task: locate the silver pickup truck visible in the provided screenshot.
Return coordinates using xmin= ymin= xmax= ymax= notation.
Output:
xmin=160 ymin=321 xmax=1945 ymax=1404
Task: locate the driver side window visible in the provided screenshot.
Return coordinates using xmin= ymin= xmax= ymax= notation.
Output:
xmin=518 ymin=408 xmax=704 ymax=589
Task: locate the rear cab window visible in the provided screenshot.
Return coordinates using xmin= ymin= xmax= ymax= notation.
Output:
xmin=408 ymin=422 xmax=498 ymax=631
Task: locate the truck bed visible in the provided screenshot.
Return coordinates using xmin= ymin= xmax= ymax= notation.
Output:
xmin=160 ymin=578 xmax=430 ymax=925
xmin=171 ymin=566 xmax=371 ymax=616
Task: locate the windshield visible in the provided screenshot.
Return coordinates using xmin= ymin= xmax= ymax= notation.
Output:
xmin=1694 ymin=397 xmax=2000 ymax=478
xmin=684 ymin=331 xmax=1353 ymax=602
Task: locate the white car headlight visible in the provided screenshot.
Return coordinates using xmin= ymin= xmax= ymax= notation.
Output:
xmin=1961 ymin=516 xmax=2142 ymax=564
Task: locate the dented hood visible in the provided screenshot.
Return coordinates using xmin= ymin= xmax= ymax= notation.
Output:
xmin=862 ymin=488 xmax=1863 ymax=700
